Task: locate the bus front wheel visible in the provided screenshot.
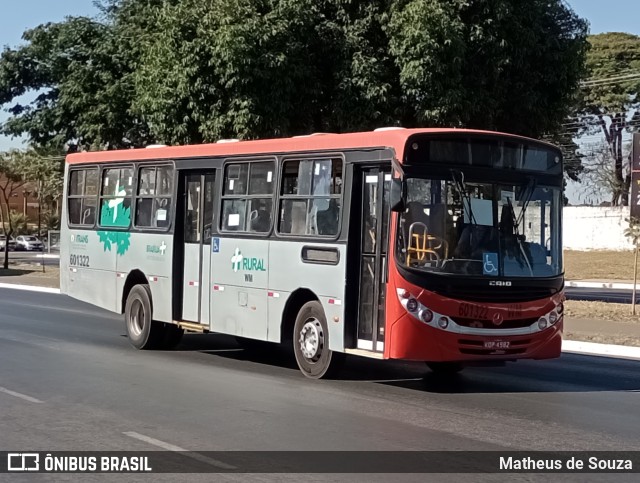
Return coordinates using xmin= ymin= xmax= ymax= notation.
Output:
xmin=293 ymin=301 xmax=344 ymax=379
xmin=125 ymin=284 xmax=164 ymax=350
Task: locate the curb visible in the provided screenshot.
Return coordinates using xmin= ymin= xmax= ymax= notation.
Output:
xmin=562 ymin=340 xmax=640 ymax=361
xmin=0 ymin=282 xmax=60 ymax=295
xmin=566 ymin=281 xmax=635 ymax=290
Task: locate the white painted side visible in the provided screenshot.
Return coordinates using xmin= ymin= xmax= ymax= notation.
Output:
xmin=562 ymin=340 xmax=640 ymax=360
xmin=200 ymin=247 xmax=211 ymax=325
xmin=563 ymin=206 xmax=634 ymax=251
xmin=182 ymin=243 xmax=201 ymax=322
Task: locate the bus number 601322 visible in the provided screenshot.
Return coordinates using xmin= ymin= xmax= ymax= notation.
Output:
xmin=70 ymin=254 xmax=90 ymax=267
xmin=458 ymin=303 xmax=488 ymax=319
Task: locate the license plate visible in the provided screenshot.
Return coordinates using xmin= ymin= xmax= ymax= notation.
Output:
xmin=484 ymin=341 xmax=510 ymax=349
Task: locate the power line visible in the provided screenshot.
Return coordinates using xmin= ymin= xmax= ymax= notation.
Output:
xmin=580 ymin=71 xmax=640 ymax=87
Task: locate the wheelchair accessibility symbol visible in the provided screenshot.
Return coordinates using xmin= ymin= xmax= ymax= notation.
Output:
xmin=483 ymin=252 xmax=499 ymax=275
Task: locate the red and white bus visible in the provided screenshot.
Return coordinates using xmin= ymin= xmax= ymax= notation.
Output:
xmin=61 ymin=128 xmax=564 ymax=378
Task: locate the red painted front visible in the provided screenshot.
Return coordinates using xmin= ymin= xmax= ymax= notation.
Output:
xmin=382 ymin=251 xmax=564 ymax=363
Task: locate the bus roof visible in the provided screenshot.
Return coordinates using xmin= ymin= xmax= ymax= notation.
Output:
xmin=66 ymin=128 xmax=555 ymax=165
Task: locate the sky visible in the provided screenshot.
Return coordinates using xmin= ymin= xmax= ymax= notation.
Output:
xmin=0 ymin=1 xmax=638 ymax=203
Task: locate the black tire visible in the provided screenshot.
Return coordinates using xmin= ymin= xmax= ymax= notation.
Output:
xmin=159 ymin=324 xmax=184 ymax=350
xmin=124 ymin=284 xmax=164 ymax=350
xmin=293 ymin=301 xmax=344 ymax=379
xmin=426 ymin=362 xmax=464 ymax=374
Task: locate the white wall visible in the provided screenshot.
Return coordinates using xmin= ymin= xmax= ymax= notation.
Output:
xmin=563 ymin=206 xmax=633 ymax=251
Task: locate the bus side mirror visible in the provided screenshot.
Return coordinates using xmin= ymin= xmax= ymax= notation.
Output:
xmin=390 ymin=178 xmax=405 ymax=212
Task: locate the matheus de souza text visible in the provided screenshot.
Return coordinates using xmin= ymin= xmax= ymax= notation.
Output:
xmin=500 ymin=456 xmax=633 ymax=471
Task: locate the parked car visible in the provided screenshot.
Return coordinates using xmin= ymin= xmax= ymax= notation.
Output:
xmin=0 ymin=235 xmax=16 ymax=251
xmin=15 ymin=235 xmax=45 ymax=251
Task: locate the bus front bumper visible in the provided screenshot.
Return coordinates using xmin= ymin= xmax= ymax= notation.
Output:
xmin=386 ymin=313 xmax=563 ymax=362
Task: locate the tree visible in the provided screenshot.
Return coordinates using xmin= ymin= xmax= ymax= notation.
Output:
xmin=1 ymin=0 xmax=589 ymax=157
xmin=571 ymin=33 xmax=640 ymax=206
xmin=0 ymin=15 xmax=151 ymax=151
xmin=0 ymin=150 xmax=33 ymax=269
xmin=386 ymin=0 xmax=589 ymax=137
xmin=579 ymin=140 xmax=633 ymax=204
xmin=25 ymin=152 xmax=65 ymax=236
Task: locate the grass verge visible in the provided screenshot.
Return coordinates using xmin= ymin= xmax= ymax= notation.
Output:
xmin=564 ymin=250 xmax=636 ymax=280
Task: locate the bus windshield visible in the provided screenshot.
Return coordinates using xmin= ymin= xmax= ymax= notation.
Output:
xmin=396 ymin=176 xmax=562 ymax=278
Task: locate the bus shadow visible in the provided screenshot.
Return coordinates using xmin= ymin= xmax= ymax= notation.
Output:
xmin=177 ymin=333 xmax=300 ymax=371
xmin=175 ymin=335 xmax=640 ymax=393
xmin=373 ymin=354 xmax=640 ymax=394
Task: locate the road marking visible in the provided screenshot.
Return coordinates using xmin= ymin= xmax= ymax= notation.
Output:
xmin=0 ymin=386 xmax=44 ymax=404
xmin=123 ymin=431 xmax=237 ymax=470
xmin=0 ymin=283 xmax=60 ymax=294
xmin=563 ymin=340 xmax=640 ymax=361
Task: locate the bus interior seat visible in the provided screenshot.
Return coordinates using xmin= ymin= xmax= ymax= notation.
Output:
xmin=250 ymin=203 xmax=271 ymax=233
xmin=403 ymin=202 xmax=430 ymax=236
xmin=317 ymin=199 xmax=340 ymax=235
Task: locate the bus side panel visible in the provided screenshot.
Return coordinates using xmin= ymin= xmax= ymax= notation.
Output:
xmin=210 ymin=238 xmax=269 ymax=340
xmin=268 ymin=240 xmax=346 ymax=351
xmin=63 ymin=229 xmax=117 ymax=313
xmin=115 ymin=233 xmax=174 ymax=322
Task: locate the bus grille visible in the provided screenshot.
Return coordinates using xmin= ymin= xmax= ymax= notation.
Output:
xmin=451 ymin=317 xmax=538 ymax=329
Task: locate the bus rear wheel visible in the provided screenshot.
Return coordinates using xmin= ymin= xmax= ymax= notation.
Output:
xmin=426 ymin=362 xmax=464 ymax=374
xmin=125 ymin=284 xmax=165 ymax=350
xmin=293 ymin=301 xmax=344 ymax=379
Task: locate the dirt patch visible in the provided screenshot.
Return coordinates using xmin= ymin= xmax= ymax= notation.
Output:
xmin=565 ymin=300 xmax=640 ymax=322
xmin=564 ymin=250 xmax=636 ymax=280
xmin=0 ymin=266 xmax=60 ymax=288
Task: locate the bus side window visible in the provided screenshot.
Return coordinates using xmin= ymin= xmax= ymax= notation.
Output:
xmin=67 ymin=168 xmax=98 ymax=227
xmin=221 ymin=161 xmax=274 ymax=233
xmin=135 ymin=165 xmax=173 ymax=230
xmin=278 ymin=158 xmax=342 ymax=237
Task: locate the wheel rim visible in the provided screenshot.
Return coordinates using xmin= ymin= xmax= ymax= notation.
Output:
xmin=299 ymin=318 xmax=324 ymax=362
xmin=129 ymin=299 xmax=145 ymax=337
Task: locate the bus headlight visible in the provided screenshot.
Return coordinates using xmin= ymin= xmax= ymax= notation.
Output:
xmin=438 ymin=317 xmax=449 ymax=329
xmin=406 ymin=298 xmax=418 ymax=313
xmin=538 ymin=317 xmax=548 ymax=330
xmin=420 ymin=309 xmax=433 ymax=323
xmin=549 ymin=312 xmax=558 ymax=324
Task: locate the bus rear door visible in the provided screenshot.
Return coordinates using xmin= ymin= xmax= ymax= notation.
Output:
xmin=180 ymin=172 xmax=216 ymax=324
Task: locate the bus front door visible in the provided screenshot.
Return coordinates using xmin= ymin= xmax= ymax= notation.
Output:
xmin=356 ymin=167 xmax=391 ymax=352
xmin=181 ymin=173 xmax=216 ymax=324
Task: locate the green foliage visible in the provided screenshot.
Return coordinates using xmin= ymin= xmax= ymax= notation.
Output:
xmin=42 ymin=211 xmax=61 ymax=231
xmin=0 ymin=15 xmax=150 ymax=150
xmin=387 ymin=0 xmax=589 ymax=136
xmin=8 ymin=211 xmax=28 ymax=235
xmin=0 ymin=0 xmax=589 ymax=157
xmin=584 ymin=33 xmax=640 ymax=114
xmin=625 ymin=217 xmax=640 ymax=246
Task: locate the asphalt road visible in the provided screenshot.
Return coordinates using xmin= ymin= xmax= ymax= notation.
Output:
xmin=565 ymin=286 xmax=636 ymax=304
xmin=1 ymin=289 xmax=640 ymax=481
